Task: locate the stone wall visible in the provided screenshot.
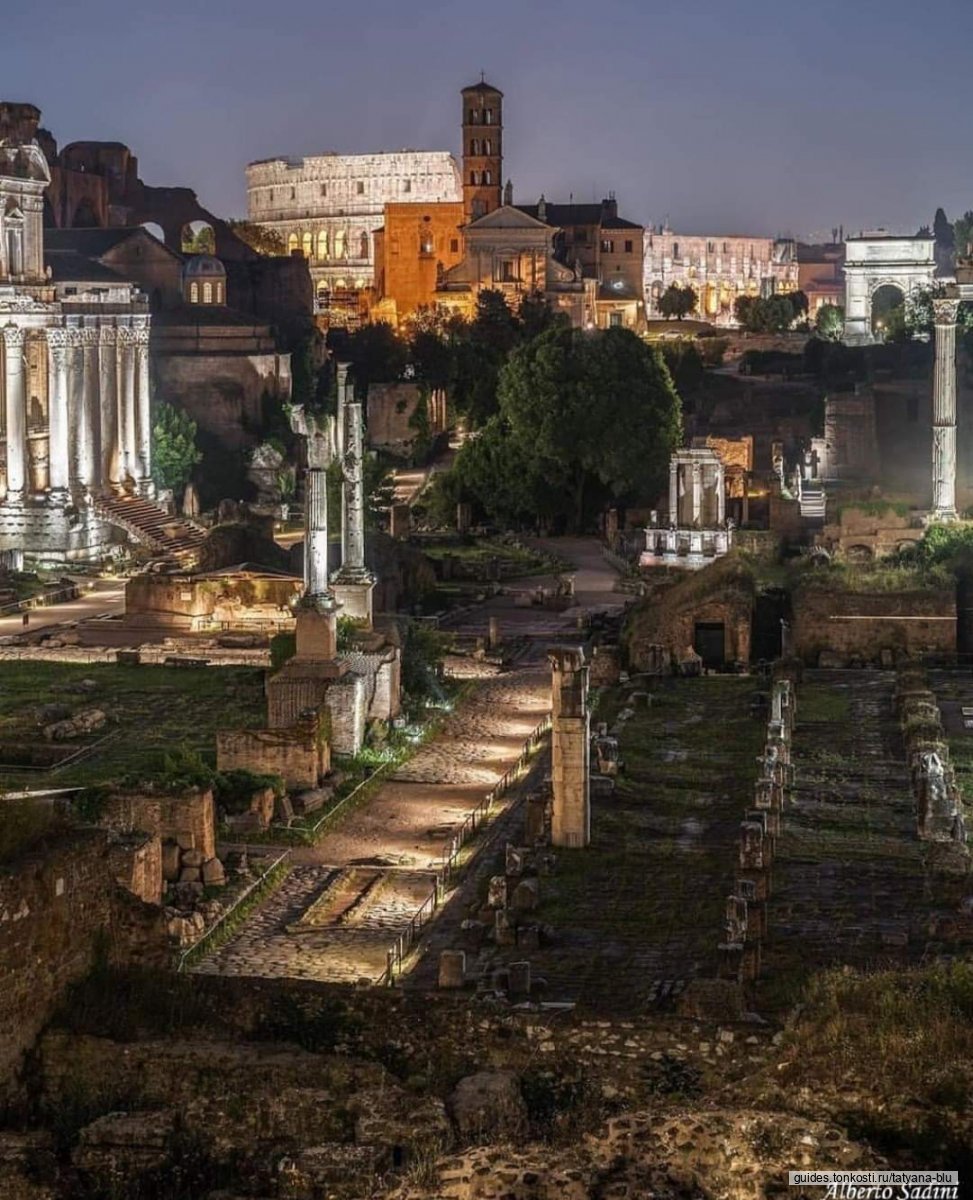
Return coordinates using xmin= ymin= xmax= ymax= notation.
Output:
xmin=105 ymin=832 xmax=163 ymax=906
xmin=818 ymin=505 xmax=923 ymax=561
xmin=342 ymin=647 xmax=401 ymax=722
xmin=125 ymin=571 xmax=301 ymax=630
xmin=325 ymin=674 xmax=367 ymax=756
xmin=216 ymin=717 xmax=329 ymax=791
xmin=366 ymin=382 xmax=447 ymax=457
xmin=792 ymin=588 xmax=956 ymax=665
xmin=99 ymin=788 xmax=216 ymax=862
xmin=0 ymin=830 xmax=167 ymax=1097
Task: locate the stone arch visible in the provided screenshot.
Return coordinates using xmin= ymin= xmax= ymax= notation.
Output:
xmin=302 ymin=231 xmax=312 ymax=258
xmin=359 ymin=231 xmax=369 ymax=259
xmin=140 ymin=221 xmax=165 ymax=244
xmin=316 ymin=230 xmax=328 ymax=261
xmin=842 ymin=235 xmax=936 ymax=343
xmin=845 ymin=543 xmax=874 ymax=563
xmin=287 ymin=232 xmax=299 ymax=255
xmin=870 ymin=282 xmax=905 ymax=336
xmin=181 ymin=220 xmax=215 ymax=254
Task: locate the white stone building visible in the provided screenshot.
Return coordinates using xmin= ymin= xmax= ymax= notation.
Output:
xmin=842 ymin=233 xmax=937 ymax=343
xmin=245 ymin=151 xmax=462 ymax=302
xmin=644 ymin=226 xmax=798 ymax=323
xmin=0 ymin=102 xmax=154 ymax=563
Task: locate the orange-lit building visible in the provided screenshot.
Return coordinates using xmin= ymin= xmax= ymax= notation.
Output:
xmin=371 ymin=201 xmax=465 ymax=325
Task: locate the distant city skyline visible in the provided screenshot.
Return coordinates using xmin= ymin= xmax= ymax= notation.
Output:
xmin=3 ymin=0 xmax=972 ymax=241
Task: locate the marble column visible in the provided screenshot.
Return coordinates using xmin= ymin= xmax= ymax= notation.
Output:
xmin=716 ymin=464 xmax=726 ymax=524
xmin=668 ymin=459 xmax=678 ymax=523
xmin=691 ymin=461 xmax=702 ymax=526
xmin=116 ymin=327 xmax=137 ymax=487
xmin=2 ymin=325 xmax=26 ymax=501
xmin=98 ymin=327 xmax=119 ymax=488
xmin=46 ymin=329 xmax=70 ymax=498
xmin=134 ymin=324 xmax=152 ymax=493
xmin=335 ymin=361 xmax=351 ymax=460
xmin=931 ymin=296 xmax=960 ymax=521
xmin=305 ymin=467 xmax=331 ymax=597
xmin=77 ymin=328 xmax=101 ymax=494
xmin=332 ymin=397 xmax=375 ymax=624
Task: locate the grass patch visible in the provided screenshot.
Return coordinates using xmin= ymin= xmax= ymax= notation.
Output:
xmin=796 ymin=684 xmax=852 ymax=724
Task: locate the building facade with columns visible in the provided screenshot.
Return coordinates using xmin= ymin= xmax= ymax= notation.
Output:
xmin=0 ymin=102 xmax=152 ymax=562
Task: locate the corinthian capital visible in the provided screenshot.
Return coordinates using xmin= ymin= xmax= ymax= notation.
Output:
xmin=98 ymin=325 xmax=118 ymax=347
xmin=116 ymin=326 xmax=136 ymax=346
xmin=932 ymin=297 xmax=961 ymax=327
xmin=2 ymin=323 xmax=26 ymax=349
xmin=132 ymin=325 xmax=150 ymax=347
xmin=78 ymin=327 xmax=100 ymax=349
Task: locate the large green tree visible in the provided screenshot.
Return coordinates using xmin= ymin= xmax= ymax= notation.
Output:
xmin=448 ymin=325 xmax=682 ymax=532
xmin=152 ymin=403 xmax=202 ymax=496
xmin=226 ymin=220 xmax=287 ymax=256
xmin=658 ymin=283 xmax=697 ymax=320
xmin=814 ymin=303 xmax=844 ymax=342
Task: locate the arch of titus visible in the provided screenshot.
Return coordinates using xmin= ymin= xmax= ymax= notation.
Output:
xmin=843 ymin=234 xmax=936 ymax=343
xmin=0 ymin=102 xmax=152 ymax=562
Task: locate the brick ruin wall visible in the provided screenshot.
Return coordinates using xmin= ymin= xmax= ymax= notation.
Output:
xmin=792 ymin=588 xmax=956 ymax=664
xmin=0 ymin=830 xmax=168 ymax=1099
xmin=99 ymin=789 xmax=216 ymax=861
xmin=217 ymin=722 xmax=329 ymax=791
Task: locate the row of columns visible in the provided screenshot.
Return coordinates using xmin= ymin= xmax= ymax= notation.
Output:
xmin=668 ymin=457 xmax=727 ymax=527
xmin=1 ymin=321 xmax=151 ymax=504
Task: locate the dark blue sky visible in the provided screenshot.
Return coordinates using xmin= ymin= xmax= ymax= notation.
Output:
xmin=4 ymin=0 xmax=972 ymax=238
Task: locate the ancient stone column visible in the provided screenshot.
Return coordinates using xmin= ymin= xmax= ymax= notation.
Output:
xmin=116 ymin=327 xmax=137 ymax=487
xmin=77 ymin=328 xmax=101 ymax=494
xmin=2 ymin=324 xmax=26 ymax=501
xmin=46 ymin=329 xmax=70 ymax=498
xmin=98 ymin=326 xmax=119 ymax=487
xmin=668 ymin=458 xmax=678 ymax=523
xmin=134 ymin=324 xmax=152 ymax=494
xmin=549 ymin=646 xmax=591 ymax=848
xmin=691 ymin=460 xmax=702 ymax=525
xmin=332 ymin=395 xmax=375 ymax=624
xmin=305 ymin=466 xmax=330 ymax=597
xmin=716 ymin=462 xmax=726 ymax=524
xmin=931 ymin=296 xmax=961 ymax=521
xmin=335 ymin=361 xmax=351 ymax=459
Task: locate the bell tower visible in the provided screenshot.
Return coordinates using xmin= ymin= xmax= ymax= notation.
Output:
xmin=461 ymin=78 xmax=503 ymax=223
xmin=0 ymin=102 xmax=50 ymax=285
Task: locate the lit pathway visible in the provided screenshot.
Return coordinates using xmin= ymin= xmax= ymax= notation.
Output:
xmin=0 ymin=579 xmax=125 ymax=639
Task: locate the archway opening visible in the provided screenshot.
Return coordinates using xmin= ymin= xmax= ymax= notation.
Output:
xmin=140 ymin=221 xmax=165 ymax=244
xmin=871 ymin=283 xmax=905 ymax=338
xmin=181 ymin=220 xmax=215 ymax=255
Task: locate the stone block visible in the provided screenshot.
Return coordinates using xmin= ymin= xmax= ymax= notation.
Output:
xmin=201 ymin=858 xmax=225 ymax=886
xmin=508 ymin=960 xmax=531 ymax=1000
xmin=438 ymin=949 xmax=466 ymax=989
xmin=181 ymin=848 xmax=204 ymax=869
xmin=179 ymin=867 xmax=201 ymax=883
xmin=487 ymin=875 xmax=508 ymax=909
xmin=274 ymin=792 xmax=295 ymax=825
xmin=161 ymin=841 xmax=182 ymax=882
xmin=509 ymin=877 xmax=539 ymax=913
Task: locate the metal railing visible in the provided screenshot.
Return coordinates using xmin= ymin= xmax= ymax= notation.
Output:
xmin=0 ymin=582 xmax=88 ymax=616
xmin=177 ymin=850 xmax=289 ymax=972
xmin=375 ymin=713 xmax=552 ymax=987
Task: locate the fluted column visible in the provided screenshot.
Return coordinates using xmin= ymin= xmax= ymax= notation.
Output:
xmin=691 ymin=460 xmax=702 ymax=526
xmin=716 ymin=464 xmax=726 ymax=524
xmin=46 ymin=329 xmax=70 ymax=498
xmin=341 ymin=400 xmax=368 ymax=575
xmin=932 ymin=296 xmax=961 ymax=521
xmin=668 ymin=459 xmax=678 ymax=523
xmin=305 ymin=467 xmax=330 ymax=597
xmin=98 ymin=327 xmax=119 ymax=488
xmin=77 ymin=328 xmax=101 ymax=494
xmin=134 ymin=323 xmax=152 ymax=494
xmin=2 ymin=325 xmax=26 ymax=502
xmin=116 ymin=327 xmax=137 ymax=487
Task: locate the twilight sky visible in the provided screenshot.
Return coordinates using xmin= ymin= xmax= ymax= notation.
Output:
xmin=4 ymin=0 xmax=972 ymax=240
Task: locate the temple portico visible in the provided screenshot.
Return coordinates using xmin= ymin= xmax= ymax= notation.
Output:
xmin=642 ymin=447 xmax=732 ymax=569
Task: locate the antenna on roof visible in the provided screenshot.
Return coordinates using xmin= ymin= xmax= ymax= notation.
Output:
xmin=480 ymin=69 xmax=486 ymax=82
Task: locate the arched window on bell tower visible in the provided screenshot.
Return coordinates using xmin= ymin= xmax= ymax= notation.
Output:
xmin=4 ymin=203 xmax=25 ymax=278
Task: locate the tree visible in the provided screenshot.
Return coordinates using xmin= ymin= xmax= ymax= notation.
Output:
xmin=343 ymin=321 xmax=408 ymax=396
xmin=815 ymin=303 xmax=844 ymax=342
xmin=954 ymin=211 xmax=973 ymax=262
xmin=226 ymin=220 xmax=287 ymax=256
xmin=450 ymin=325 xmax=682 ymax=532
xmin=787 ymin=290 xmax=809 ymax=320
xmin=934 ymin=208 xmax=954 ymax=251
xmin=658 ymin=283 xmax=697 ymax=320
xmin=734 ymin=293 xmax=796 ymax=333
xmin=152 ymin=403 xmax=202 ymax=497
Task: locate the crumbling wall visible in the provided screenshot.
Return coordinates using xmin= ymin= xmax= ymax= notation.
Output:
xmin=217 ymin=719 xmax=329 ymax=790
xmin=792 ymin=587 xmax=956 ymax=665
xmin=0 ymin=830 xmax=167 ymax=1098
xmin=99 ymin=789 xmax=216 ymax=861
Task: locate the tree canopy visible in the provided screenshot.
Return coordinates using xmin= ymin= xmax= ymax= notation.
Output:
xmin=440 ymin=325 xmax=682 ymax=533
xmin=814 ymin=303 xmax=844 ymax=342
xmin=227 ymin=220 xmax=287 ymax=257
xmin=151 ymin=403 xmax=202 ymax=496
xmin=734 ymin=292 xmax=801 ymax=333
xmin=658 ymin=283 xmax=697 ymax=320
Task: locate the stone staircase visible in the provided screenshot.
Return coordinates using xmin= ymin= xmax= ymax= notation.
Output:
xmin=798 ymin=480 xmax=827 ymax=522
xmin=95 ymin=493 xmax=207 ymax=565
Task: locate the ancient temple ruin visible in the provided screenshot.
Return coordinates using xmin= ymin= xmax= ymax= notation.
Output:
xmin=641 ymin=446 xmax=732 ymax=569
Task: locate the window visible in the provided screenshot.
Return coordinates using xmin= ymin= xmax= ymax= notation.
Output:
xmin=317 ymin=230 xmax=328 ymax=260
xmin=470 ymin=171 xmax=479 ymax=186
xmin=483 ymin=139 xmax=492 ymax=155
xmin=470 ymin=138 xmax=479 ymax=155
xmin=359 ymin=231 xmax=369 ymax=259
xmin=334 ymin=229 xmax=345 ymax=259
xmin=215 ymin=282 xmax=223 ymax=304
xmin=601 ymin=239 xmax=614 ymax=253
xmin=356 ymin=181 xmax=364 ymax=195
xmin=468 ymin=109 xmax=478 ymax=124
xmin=302 ymin=231 xmax=313 ymax=258
xmin=403 ymin=179 xmax=411 ymax=194
xmin=484 ymin=108 xmax=493 ymax=124
xmin=707 ymin=241 xmax=714 ymax=253
xmin=420 ymin=236 xmax=434 ymax=255
xmin=320 ymin=183 xmax=327 ymax=197
xmin=190 ymin=282 xmax=199 ymax=303
xmin=290 ymin=187 xmax=296 ymax=200
xmin=287 ymin=232 xmax=299 ymax=254
xmin=500 ymin=259 xmax=516 ymax=282
xmin=483 ymin=170 xmax=492 ymax=185
xmin=624 ymin=239 xmax=633 ymax=253
xmin=672 ymin=242 xmax=680 ymax=258
xmin=203 ymin=281 xmax=213 ymax=303
xmin=450 ymin=238 xmax=459 ymax=253
xmin=723 ymin=241 xmax=729 ymax=253
xmin=609 ymin=312 xmax=623 ymax=327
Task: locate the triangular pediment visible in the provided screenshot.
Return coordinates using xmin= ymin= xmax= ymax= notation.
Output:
xmin=466 ymin=204 xmax=553 ymax=232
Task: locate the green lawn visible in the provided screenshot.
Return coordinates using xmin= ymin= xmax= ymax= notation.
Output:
xmin=0 ymin=661 xmax=266 ymax=790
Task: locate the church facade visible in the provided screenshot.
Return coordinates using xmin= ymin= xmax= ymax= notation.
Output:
xmin=0 ymin=102 xmax=152 ymax=562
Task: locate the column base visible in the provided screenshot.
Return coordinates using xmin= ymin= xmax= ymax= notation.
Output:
xmin=926 ymin=507 xmax=959 ymax=526
xmin=331 ymin=575 xmax=375 ymax=626
xmin=136 ymin=476 xmax=155 ymax=499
